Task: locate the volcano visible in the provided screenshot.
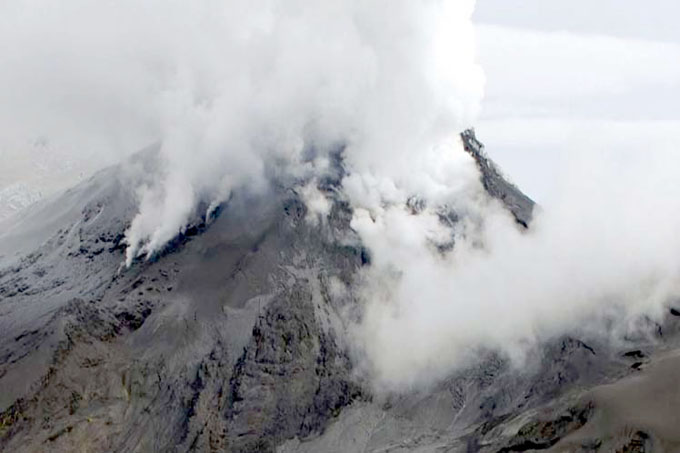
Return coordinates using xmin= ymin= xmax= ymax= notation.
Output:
xmin=1 ymin=131 xmax=680 ymax=452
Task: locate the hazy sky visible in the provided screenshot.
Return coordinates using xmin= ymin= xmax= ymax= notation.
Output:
xmin=473 ymin=0 xmax=680 ymax=203
xmin=475 ymin=0 xmax=680 ymax=42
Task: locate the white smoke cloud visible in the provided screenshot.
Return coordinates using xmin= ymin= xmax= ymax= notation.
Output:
xmin=123 ymin=0 xmax=482 ymax=266
xmin=352 ymin=137 xmax=680 ymax=390
xmin=0 ymin=0 xmax=483 ymax=264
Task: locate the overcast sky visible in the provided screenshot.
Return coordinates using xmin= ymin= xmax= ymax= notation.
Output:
xmin=474 ymin=0 xmax=680 ymax=42
xmin=473 ymin=0 xmax=680 ymax=203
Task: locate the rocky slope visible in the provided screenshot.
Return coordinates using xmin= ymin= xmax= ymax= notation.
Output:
xmin=1 ymin=132 xmax=679 ymax=452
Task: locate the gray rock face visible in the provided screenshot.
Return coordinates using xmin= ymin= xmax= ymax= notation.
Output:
xmin=0 ymin=154 xmax=366 ymax=452
xmin=1 ymin=132 xmax=679 ymax=452
xmin=461 ymin=129 xmax=534 ymax=228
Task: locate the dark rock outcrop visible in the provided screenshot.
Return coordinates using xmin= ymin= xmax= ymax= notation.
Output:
xmin=461 ymin=129 xmax=534 ymax=228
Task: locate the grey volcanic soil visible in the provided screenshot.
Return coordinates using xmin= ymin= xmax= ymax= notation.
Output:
xmin=1 ymin=132 xmax=679 ymax=452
